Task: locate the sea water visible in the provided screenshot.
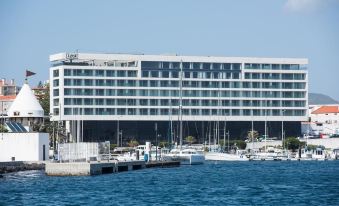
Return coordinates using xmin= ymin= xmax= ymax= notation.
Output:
xmin=1 ymin=161 xmax=339 ymax=205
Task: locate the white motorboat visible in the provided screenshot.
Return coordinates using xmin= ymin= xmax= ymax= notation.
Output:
xmin=205 ymin=151 xmax=249 ymax=161
xmin=163 ymin=148 xmax=205 ymax=165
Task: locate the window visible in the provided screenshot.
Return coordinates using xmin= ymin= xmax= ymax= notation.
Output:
xmin=64 ymin=69 xmax=72 ymax=76
xmin=128 ymin=71 xmax=137 ymax=77
xmin=171 ymin=71 xmax=179 ymax=78
xmin=96 ymin=89 xmax=104 ymax=96
xmin=117 ymin=70 xmax=126 ymax=77
xmin=193 ymin=62 xmax=201 ymax=69
xmin=138 ymin=99 xmax=147 ymax=106
xmin=150 ymin=109 xmax=158 ymax=115
xmin=95 ymin=99 xmax=104 ymax=105
xmin=84 ymin=99 xmax=93 ymax=105
xmin=107 ymin=70 xmax=115 ymax=77
xmin=262 ymin=64 xmax=270 ymax=69
xmin=141 ymin=61 xmax=160 ymax=68
xmin=84 ymin=79 xmax=93 ymax=86
xmin=95 ymin=70 xmax=104 ymax=77
xmin=162 ymin=62 xmax=170 ymax=68
xmin=232 ymin=63 xmax=241 ymax=70
xmin=272 ymin=64 xmax=280 ymax=70
xmin=213 ymin=63 xmax=221 ymax=70
xmin=232 ymin=73 xmax=240 ymax=79
xmin=282 ymin=64 xmax=290 ymax=70
xmin=150 ymin=81 xmax=158 ymax=87
xmin=223 ymin=63 xmax=231 ymax=70
xmin=53 ymin=79 xmax=59 ymax=87
xmin=117 ymin=99 xmax=126 ymax=105
xmin=53 ymin=89 xmax=59 ymax=96
xmin=53 ymin=70 xmax=59 ymax=77
xmin=183 ymin=62 xmax=190 ymax=69
xmin=162 ymin=71 xmax=169 ymax=78
xmin=172 ymin=62 xmax=180 ymax=69
xmin=151 ymin=71 xmax=159 ymax=78
xmin=203 ymin=63 xmax=211 ymax=70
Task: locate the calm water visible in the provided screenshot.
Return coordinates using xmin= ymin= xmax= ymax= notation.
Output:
xmin=1 ymin=161 xmax=339 ymax=205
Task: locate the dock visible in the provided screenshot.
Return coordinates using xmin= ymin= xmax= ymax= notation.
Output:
xmin=45 ymin=160 xmax=181 ymax=176
xmin=45 ymin=160 xmax=146 ymax=176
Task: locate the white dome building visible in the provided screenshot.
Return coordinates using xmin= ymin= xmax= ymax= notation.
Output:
xmin=7 ymin=83 xmax=44 ymax=126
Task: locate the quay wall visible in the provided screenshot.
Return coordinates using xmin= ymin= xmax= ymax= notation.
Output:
xmin=0 ymin=161 xmax=45 ymax=174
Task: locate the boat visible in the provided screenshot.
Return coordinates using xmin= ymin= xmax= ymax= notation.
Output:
xmin=205 ymin=150 xmax=249 ymax=161
xmin=162 ymin=61 xmax=204 ymax=165
xmin=163 ymin=148 xmax=205 ymax=165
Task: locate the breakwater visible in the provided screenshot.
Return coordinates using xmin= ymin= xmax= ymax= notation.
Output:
xmin=0 ymin=161 xmax=45 ymax=175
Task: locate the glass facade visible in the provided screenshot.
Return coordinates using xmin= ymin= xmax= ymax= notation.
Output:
xmin=50 ymin=54 xmax=308 ymax=121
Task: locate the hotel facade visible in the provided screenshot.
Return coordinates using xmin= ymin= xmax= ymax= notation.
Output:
xmin=50 ymin=53 xmax=308 ymax=143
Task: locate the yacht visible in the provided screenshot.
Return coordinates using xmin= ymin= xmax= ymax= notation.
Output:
xmin=162 ymin=62 xmax=205 ymax=165
xmin=205 ymin=150 xmax=249 ymax=161
xmin=163 ymin=148 xmax=205 ymax=165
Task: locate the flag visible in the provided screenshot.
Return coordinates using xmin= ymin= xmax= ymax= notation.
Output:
xmin=26 ymin=70 xmax=36 ymax=77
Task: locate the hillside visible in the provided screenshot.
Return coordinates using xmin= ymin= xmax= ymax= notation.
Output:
xmin=309 ymin=93 xmax=339 ymax=105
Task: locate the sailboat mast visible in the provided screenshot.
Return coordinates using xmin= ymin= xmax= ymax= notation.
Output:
xmin=170 ymin=96 xmax=173 ymax=145
xmin=179 ymin=60 xmax=183 ymax=149
xmin=264 ymin=100 xmax=267 ymax=152
xmin=223 ymin=117 xmax=226 ymax=152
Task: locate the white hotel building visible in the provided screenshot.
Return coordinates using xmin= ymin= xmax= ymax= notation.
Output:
xmin=50 ymin=52 xmax=308 ymax=143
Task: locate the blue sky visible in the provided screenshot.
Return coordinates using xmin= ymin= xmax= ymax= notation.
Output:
xmin=0 ymin=0 xmax=339 ymax=99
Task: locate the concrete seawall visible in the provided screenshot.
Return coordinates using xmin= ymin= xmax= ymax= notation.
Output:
xmin=0 ymin=161 xmax=45 ymax=174
xmin=45 ymin=160 xmax=146 ymax=176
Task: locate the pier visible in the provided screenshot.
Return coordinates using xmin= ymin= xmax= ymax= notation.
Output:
xmin=45 ymin=160 xmax=146 ymax=176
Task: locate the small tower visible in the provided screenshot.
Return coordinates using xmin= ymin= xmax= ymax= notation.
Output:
xmin=7 ymin=83 xmax=44 ymax=127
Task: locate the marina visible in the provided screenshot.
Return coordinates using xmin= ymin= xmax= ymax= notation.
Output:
xmin=1 ymin=0 xmax=339 ymax=205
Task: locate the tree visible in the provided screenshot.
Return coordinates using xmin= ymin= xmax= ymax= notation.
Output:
xmin=283 ymin=137 xmax=305 ymax=152
xmin=247 ymin=130 xmax=259 ymax=142
xmin=128 ymin=140 xmax=139 ymax=147
xmin=36 ymin=82 xmax=50 ymax=116
xmin=185 ymin=136 xmax=196 ymax=145
xmin=159 ymin=141 xmax=169 ymax=148
xmin=110 ymin=144 xmax=117 ymax=151
xmin=232 ymin=140 xmax=247 ymax=150
xmin=0 ymin=124 xmax=8 ymax=133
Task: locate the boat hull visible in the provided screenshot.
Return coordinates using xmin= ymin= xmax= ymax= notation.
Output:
xmin=205 ymin=152 xmax=249 ymax=161
xmin=163 ymin=154 xmax=205 ymax=165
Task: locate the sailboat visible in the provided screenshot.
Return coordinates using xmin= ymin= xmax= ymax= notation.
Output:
xmin=162 ymin=61 xmax=205 ymax=165
xmin=204 ymin=122 xmax=249 ymax=161
xmin=204 ymin=82 xmax=249 ymax=161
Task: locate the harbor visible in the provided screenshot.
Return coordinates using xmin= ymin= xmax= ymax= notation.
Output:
xmin=1 ymin=0 xmax=339 ymax=205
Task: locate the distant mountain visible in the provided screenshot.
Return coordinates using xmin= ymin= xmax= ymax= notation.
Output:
xmin=309 ymin=93 xmax=339 ymax=105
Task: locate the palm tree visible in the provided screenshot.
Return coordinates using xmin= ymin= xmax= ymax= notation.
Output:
xmin=247 ymin=130 xmax=259 ymax=142
xmin=128 ymin=140 xmax=139 ymax=147
xmin=185 ymin=136 xmax=196 ymax=145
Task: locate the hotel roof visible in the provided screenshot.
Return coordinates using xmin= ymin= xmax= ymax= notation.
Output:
xmin=50 ymin=52 xmax=309 ymax=65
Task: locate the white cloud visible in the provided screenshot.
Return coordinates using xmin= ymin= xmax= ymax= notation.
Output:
xmin=284 ymin=0 xmax=330 ymax=12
